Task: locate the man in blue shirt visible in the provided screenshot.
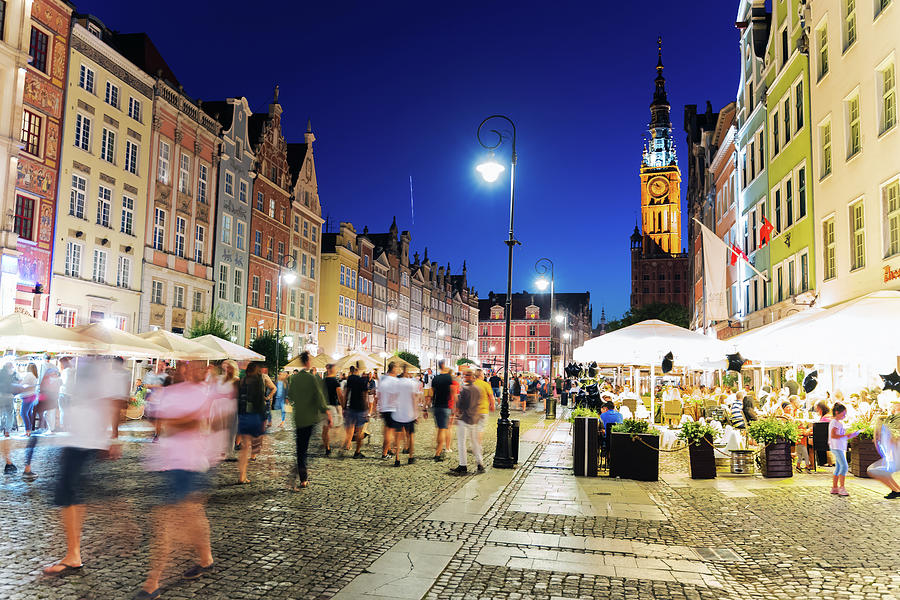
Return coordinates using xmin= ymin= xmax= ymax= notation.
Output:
xmin=600 ymin=401 xmax=623 ymax=429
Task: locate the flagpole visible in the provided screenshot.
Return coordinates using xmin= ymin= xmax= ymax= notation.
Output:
xmin=701 ymin=229 xmax=708 ymax=335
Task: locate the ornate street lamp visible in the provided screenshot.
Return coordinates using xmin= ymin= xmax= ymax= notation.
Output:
xmin=384 ymin=298 xmax=397 ymax=371
xmin=275 ymin=254 xmax=297 ymax=376
xmin=477 ymin=114 xmax=519 ymax=468
xmin=534 ymin=258 xmax=555 ymax=380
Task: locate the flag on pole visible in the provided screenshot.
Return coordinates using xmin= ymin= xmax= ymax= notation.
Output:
xmin=760 ymin=216 xmax=774 ymax=247
xmin=698 ymin=220 xmax=730 ymax=321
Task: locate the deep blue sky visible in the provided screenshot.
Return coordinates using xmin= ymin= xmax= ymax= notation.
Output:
xmin=78 ymin=0 xmax=739 ymax=323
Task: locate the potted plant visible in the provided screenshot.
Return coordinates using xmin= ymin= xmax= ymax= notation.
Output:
xmin=848 ymin=419 xmax=878 ymax=478
xmin=747 ymin=418 xmax=799 ymax=478
xmin=570 ymin=406 xmax=600 ymax=477
xmin=609 ymin=419 xmax=661 ymax=481
xmin=677 ymin=421 xmax=718 ymax=479
xmin=683 ymin=397 xmax=704 ymax=422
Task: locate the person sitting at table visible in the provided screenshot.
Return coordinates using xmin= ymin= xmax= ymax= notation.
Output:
xmin=743 ymin=392 xmax=759 ymax=423
xmin=599 ymin=401 xmax=623 ymax=433
xmin=730 ymin=392 xmax=746 ymax=430
xmin=774 ymin=400 xmax=792 ymax=419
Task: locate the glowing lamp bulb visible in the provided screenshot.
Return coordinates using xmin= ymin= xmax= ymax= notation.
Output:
xmin=535 ymin=276 xmax=549 ymax=291
xmin=476 ymin=159 xmax=505 ymax=183
xmin=282 ymin=271 xmax=297 ymax=284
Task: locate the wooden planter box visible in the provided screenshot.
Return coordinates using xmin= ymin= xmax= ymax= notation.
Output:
xmin=609 ymin=432 xmax=659 ymax=481
xmin=850 ymin=437 xmax=880 ymax=478
xmin=760 ymin=441 xmax=793 ymax=478
xmin=688 ymin=435 xmax=716 ymax=479
xmin=572 ymin=417 xmax=599 ymax=477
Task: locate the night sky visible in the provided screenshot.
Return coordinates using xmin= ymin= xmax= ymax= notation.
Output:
xmin=75 ymin=0 xmax=740 ymax=323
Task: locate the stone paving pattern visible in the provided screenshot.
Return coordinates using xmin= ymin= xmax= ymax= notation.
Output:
xmin=1 ymin=410 xmax=899 ymax=600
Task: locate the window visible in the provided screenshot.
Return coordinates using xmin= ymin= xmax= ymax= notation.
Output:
xmin=79 ymin=65 xmax=94 ymax=93
xmin=293 ymin=216 xmax=299 ymax=233
xmin=885 ymin=180 xmax=900 ymax=257
xmin=264 ymin=280 xmax=271 ymax=310
xmin=193 ymin=291 xmax=203 ymax=313
xmin=104 ymin=82 xmax=119 ymax=108
xmin=266 ymin=236 xmax=273 ymax=261
xmin=303 ymin=221 xmax=309 ymax=238
xmin=153 ymin=208 xmax=165 ymax=250
xmin=881 ymin=64 xmax=896 ymax=134
xmin=221 ymin=214 xmax=232 ymax=244
xmin=151 ymin=280 xmax=163 ymax=304
xmin=268 ymin=198 xmax=275 ymax=218
xmin=158 ymin=141 xmax=170 ymax=184
xmin=173 ymin=285 xmax=185 ymax=309
xmin=100 ymin=129 xmax=115 ymax=163
xmin=92 ymin=249 xmax=107 ymax=283
xmin=251 ymin=276 xmax=259 ymax=306
xmin=73 ymin=113 xmax=91 ymax=151
xmin=256 ymin=191 xmax=264 ymax=210
xmin=823 ymin=217 xmax=836 ymax=280
xmin=800 ymin=252 xmax=809 ymax=293
xmin=29 ymin=27 xmax=48 ymax=73
xmin=528 ymin=340 xmax=536 ymax=354
xmin=338 ymin=295 xmax=343 ymax=317
xmin=70 ymin=175 xmax=86 ymax=218
xmin=236 ymin=221 xmax=246 ymax=250
xmin=174 ymin=216 xmax=186 ymax=257
xmin=198 ymin=164 xmax=208 ymax=203
xmin=20 ymin=110 xmax=40 ymax=156
xmin=179 ymin=153 xmax=191 ymax=193
xmin=877 ymin=0 xmax=892 ymax=16
xmin=784 ymin=99 xmax=791 ymax=145
xmin=788 ymin=259 xmax=796 ymax=297
xmin=749 ymin=141 xmax=756 ymax=179
xmin=194 ymin=225 xmax=205 ymax=263
xmin=772 ymin=111 xmax=780 ymax=156
xmin=312 ymin=225 xmax=318 ymax=242
xmin=850 ymin=200 xmax=865 ymax=270
xmin=233 ymin=269 xmax=243 ymax=303
xmin=528 ymin=324 xmax=536 ymax=336
xmin=301 ymin=254 xmax=308 ymax=277
xmin=847 ymin=95 xmax=861 ymax=157
xmin=795 ymin=81 xmax=804 ymax=131
xmin=224 ymin=171 xmax=234 ymax=196
xmin=117 ymin=256 xmax=130 ymax=288
xmin=340 ymin=265 xmax=345 ymax=286
xmin=786 ymin=179 xmax=793 ymax=228
xmin=776 ymin=266 xmax=784 ymax=303
xmin=65 ymin=241 xmax=82 ymax=277
xmin=235 ymin=141 xmax=242 ymax=160
xmin=818 ymin=26 xmax=829 ymax=79
xmin=122 ymin=140 xmax=138 ymax=175
xmin=128 ymin=97 xmax=141 ymax=122
xmin=117 ymin=194 xmax=131 ymax=234
xmin=821 ymin=121 xmax=832 ymax=177
xmin=290 ymin=289 xmax=297 ymax=317
xmin=14 ymin=195 xmax=34 ymax=240
xmin=96 ymin=186 xmax=111 ymax=227
xmin=844 ymin=0 xmax=856 ymax=50
xmin=310 ymin=257 xmax=316 ymax=279
xmin=774 ymin=189 xmax=782 ymax=233
xmin=239 ymin=180 xmax=248 ymax=203
xmin=278 ymin=241 xmax=285 ymax=261
xmin=798 ymin=168 xmax=807 ymax=219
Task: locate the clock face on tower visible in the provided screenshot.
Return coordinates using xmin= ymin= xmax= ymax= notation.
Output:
xmin=649 ymin=177 xmax=669 ymax=198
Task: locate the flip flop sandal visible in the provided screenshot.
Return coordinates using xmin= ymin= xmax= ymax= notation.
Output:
xmin=132 ymin=588 xmax=161 ymax=599
xmin=182 ymin=563 xmax=215 ymax=579
xmin=43 ymin=562 xmax=83 ymax=576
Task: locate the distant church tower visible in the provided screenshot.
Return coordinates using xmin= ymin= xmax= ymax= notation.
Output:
xmin=630 ymin=38 xmax=689 ymax=311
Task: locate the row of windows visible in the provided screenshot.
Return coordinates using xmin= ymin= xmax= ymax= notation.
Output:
xmin=338 ymin=294 xmax=356 ymax=319
xmin=292 ymin=213 xmax=319 ymax=243
xmin=254 ymin=191 xmax=289 ymax=226
xmin=816 ymin=1 xmax=893 ymax=83
xmin=152 ymin=209 xmax=205 ymax=263
xmin=337 ymin=324 xmax=356 ymax=350
xmin=56 ymin=307 xmax=127 ymax=331
xmin=157 ymin=141 xmax=209 ymax=204
xmin=340 ymin=264 xmax=357 ymax=289
xmin=150 ymin=280 xmax=205 ymax=312
xmin=77 ymin=63 xmax=143 ymax=123
xmin=69 ymin=174 xmax=135 ymax=233
xmin=64 ymin=242 xmax=132 ymax=288
xmin=771 ymin=80 xmax=805 ymax=160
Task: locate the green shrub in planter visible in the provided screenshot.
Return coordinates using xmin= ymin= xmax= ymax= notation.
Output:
xmin=568 ymin=406 xmax=600 ymax=423
xmin=678 ymin=421 xmax=718 ymax=479
xmin=848 ymin=418 xmax=875 ymax=440
xmin=676 ymin=421 xmax=718 ymax=444
xmin=612 ymin=418 xmax=660 ymax=436
xmin=609 ymin=419 xmax=660 ymax=481
xmin=747 ymin=418 xmax=797 ymax=478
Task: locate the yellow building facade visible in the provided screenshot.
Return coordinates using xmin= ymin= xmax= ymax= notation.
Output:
xmin=318 ymin=222 xmax=359 ymax=356
xmin=49 ymin=17 xmax=153 ymax=330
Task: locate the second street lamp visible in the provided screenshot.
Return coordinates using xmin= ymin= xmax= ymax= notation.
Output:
xmin=275 ymin=254 xmax=297 ymax=377
xmin=384 ymin=298 xmax=397 ymax=371
xmin=477 ymin=114 xmax=519 ymax=469
xmin=534 ymin=257 xmax=555 ymax=381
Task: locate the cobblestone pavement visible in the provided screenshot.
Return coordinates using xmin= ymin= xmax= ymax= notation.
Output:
xmin=2 ymin=411 xmax=900 ymax=600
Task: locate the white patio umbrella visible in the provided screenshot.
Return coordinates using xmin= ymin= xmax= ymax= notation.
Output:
xmin=71 ymin=323 xmax=170 ymax=358
xmin=334 ymin=351 xmax=380 ymax=373
xmin=190 ymin=334 xmax=264 ymax=362
xmin=136 ymin=329 xmax=225 ymax=360
xmin=0 ymin=312 xmax=98 ymax=354
xmin=728 ymin=307 xmax=824 ymax=363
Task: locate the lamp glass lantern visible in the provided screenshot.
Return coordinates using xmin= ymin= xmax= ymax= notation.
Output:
xmin=476 ymin=154 xmax=505 ymax=183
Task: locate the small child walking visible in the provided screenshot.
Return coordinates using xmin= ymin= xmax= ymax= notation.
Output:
xmin=829 ymin=402 xmax=858 ymax=496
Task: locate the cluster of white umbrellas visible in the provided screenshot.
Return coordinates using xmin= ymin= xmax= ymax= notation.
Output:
xmin=0 ymin=312 xmax=263 ymax=362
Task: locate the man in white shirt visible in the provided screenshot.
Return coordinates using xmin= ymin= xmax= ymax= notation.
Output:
xmin=377 ymin=363 xmax=400 ymax=459
xmin=390 ymin=366 xmax=420 ymax=467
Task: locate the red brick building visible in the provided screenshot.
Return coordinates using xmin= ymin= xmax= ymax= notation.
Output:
xmin=246 ymin=88 xmax=292 ymax=343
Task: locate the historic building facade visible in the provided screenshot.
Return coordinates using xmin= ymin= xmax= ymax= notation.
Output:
xmin=318 ymin=222 xmax=359 ymax=356
xmin=245 ymin=89 xmax=292 ymax=345
xmin=354 ymin=231 xmax=373 ymax=353
xmin=10 ymin=0 xmax=73 ymax=319
xmin=709 ymin=103 xmax=740 ymax=337
xmin=287 ymin=123 xmax=324 ymax=354
xmin=631 ymin=40 xmax=689 ymax=311
xmin=50 ymin=16 xmax=153 ymax=331
xmin=204 ymin=97 xmax=254 ymax=342
xmin=810 ymin=0 xmax=900 ymax=306
xmin=117 ymin=34 xmax=219 ymax=333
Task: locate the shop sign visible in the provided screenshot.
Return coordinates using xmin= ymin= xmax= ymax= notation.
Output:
xmin=884 ymin=264 xmax=900 ymax=284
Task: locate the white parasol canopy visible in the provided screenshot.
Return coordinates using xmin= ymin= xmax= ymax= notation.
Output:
xmin=190 ymin=334 xmax=264 ymax=362
xmin=0 ymin=312 xmax=98 ymax=354
xmin=334 ymin=351 xmax=380 ymax=373
xmin=573 ymin=319 xmax=729 ymax=367
xmin=727 ymin=307 xmax=824 ymax=364
xmin=136 ymin=329 xmax=225 ymax=360
xmin=71 ymin=323 xmax=170 ymax=358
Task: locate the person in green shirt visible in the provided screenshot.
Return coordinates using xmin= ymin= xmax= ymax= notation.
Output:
xmin=288 ymin=352 xmax=331 ymax=490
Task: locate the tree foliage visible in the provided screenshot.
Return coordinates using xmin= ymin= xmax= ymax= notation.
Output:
xmin=394 ymin=350 xmax=420 ymax=368
xmin=249 ymin=330 xmax=291 ymax=374
xmin=186 ymin=310 xmax=230 ymax=340
xmin=456 ymin=358 xmax=476 ymax=366
xmin=605 ymin=303 xmax=690 ymax=332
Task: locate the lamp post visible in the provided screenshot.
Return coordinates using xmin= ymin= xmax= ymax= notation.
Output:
xmin=534 ymin=258 xmax=555 ymax=381
xmin=477 ymin=114 xmax=518 ymax=469
xmin=384 ymin=298 xmax=397 ymax=371
xmin=275 ymin=254 xmax=297 ymax=377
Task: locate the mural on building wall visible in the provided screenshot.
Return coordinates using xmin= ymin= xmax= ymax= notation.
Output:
xmin=16 ymin=161 xmax=54 ymax=196
xmin=23 ymin=77 xmax=63 ymax=119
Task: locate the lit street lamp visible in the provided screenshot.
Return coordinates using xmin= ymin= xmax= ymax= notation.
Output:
xmin=477 ymin=114 xmax=518 ymax=469
xmin=275 ymin=254 xmax=297 ymax=377
xmin=534 ymin=257 xmax=555 ymax=380
xmin=384 ymin=298 xmax=397 ymax=371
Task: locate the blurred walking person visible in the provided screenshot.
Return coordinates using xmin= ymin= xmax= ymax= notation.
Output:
xmin=18 ymin=363 xmax=39 ymax=436
xmin=390 ymin=366 xmax=421 ymax=466
xmin=273 ymin=371 xmax=288 ymax=429
xmin=23 ymin=365 xmax=64 ymax=480
xmin=42 ymin=357 xmax=120 ymax=576
xmin=341 ymin=365 xmax=369 ymax=458
xmin=0 ymin=361 xmax=23 ymax=473
xmin=430 ymin=361 xmax=453 ymax=461
xmin=135 ymin=360 xmax=221 ymax=599
xmin=287 ymin=352 xmax=331 ymax=490
xmin=213 ymin=360 xmax=240 ymax=464
xmin=236 ymin=362 xmax=267 ymax=484
xmin=377 ymin=362 xmax=399 ymax=459
xmin=450 ymin=369 xmax=484 ymax=475
xmin=322 ymin=364 xmax=343 ymax=456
